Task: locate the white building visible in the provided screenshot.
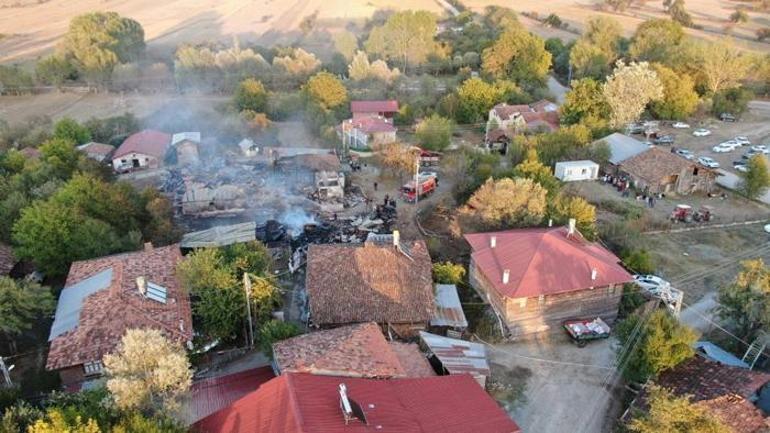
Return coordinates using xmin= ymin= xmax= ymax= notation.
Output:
xmin=554 ymin=160 xmax=600 ymax=182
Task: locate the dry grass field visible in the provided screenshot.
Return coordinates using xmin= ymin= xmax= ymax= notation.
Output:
xmin=2 ymin=0 xmax=767 ymax=65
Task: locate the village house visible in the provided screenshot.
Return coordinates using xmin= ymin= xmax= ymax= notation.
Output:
xmin=339 ymin=100 xmax=399 ymax=151
xmin=111 ymin=129 xmax=171 ymax=171
xmin=625 ymin=356 xmax=770 ymax=433
xmin=76 ymin=142 xmax=114 ymax=163
xmin=193 ymin=373 xmax=521 ymax=433
xmin=465 ymin=221 xmax=633 ymax=339
xmin=485 ymin=100 xmax=559 ymax=153
xmin=419 ymin=331 xmax=490 ymax=388
xmin=272 ymin=322 xmax=435 ymax=379
xmin=46 ymin=243 xmax=193 ymax=391
xmin=171 ymin=131 xmax=202 ymax=166
xmin=305 ymin=232 xmax=434 ymax=336
xmin=619 ymin=146 xmax=718 ymax=195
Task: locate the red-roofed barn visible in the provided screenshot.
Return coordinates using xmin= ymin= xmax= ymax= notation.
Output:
xmin=465 ymin=222 xmax=633 ymax=338
xmin=194 ymin=373 xmax=521 ymax=433
xmin=112 ymin=129 xmax=171 ymax=170
xmin=351 ymin=100 xmax=399 ymax=120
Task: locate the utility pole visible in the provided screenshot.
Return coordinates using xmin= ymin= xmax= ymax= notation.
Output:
xmin=414 ymin=155 xmax=420 ymax=205
xmin=243 ymin=273 xmax=254 ymax=349
xmin=0 ymin=356 xmax=12 ymax=387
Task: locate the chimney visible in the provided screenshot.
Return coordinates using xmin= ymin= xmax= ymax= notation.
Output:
xmin=392 ymin=230 xmax=400 ymax=248
xmin=490 ymin=236 xmax=497 ymax=248
xmin=568 ymin=218 xmax=576 ymax=236
xmin=144 ymin=242 xmax=153 ymax=252
xmin=502 ymin=269 xmax=510 ymax=284
xmin=591 ymin=268 xmax=598 ymax=281
xmin=136 ymin=276 xmax=147 ymax=295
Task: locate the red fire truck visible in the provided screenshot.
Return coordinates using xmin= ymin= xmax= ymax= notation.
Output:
xmin=400 ymin=174 xmax=437 ymax=202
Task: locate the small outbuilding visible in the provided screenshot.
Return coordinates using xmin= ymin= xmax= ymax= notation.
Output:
xmin=419 ymin=331 xmax=490 ymax=388
xmin=554 ymin=160 xmax=599 ymax=182
xmin=430 ymin=284 xmax=468 ymax=335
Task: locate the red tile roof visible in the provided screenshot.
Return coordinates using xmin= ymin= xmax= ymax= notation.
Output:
xmin=194 ymin=373 xmax=520 ymax=433
xmin=648 ymin=357 xmax=770 ymax=433
xmin=521 ymin=110 xmax=559 ymax=131
xmin=185 ymin=367 xmax=276 ymax=425
xmin=350 ymin=100 xmax=399 ymax=114
xmin=273 ymin=322 xmax=433 ymax=379
xmin=305 ymin=240 xmax=434 ymax=326
xmin=348 ymin=117 xmax=397 ymax=134
xmin=113 ymin=129 xmax=171 ymax=159
xmin=465 ymin=227 xmax=633 ymax=298
xmin=492 ymin=104 xmax=532 ymax=121
xmin=46 ymin=244 xmax=193 ymax=370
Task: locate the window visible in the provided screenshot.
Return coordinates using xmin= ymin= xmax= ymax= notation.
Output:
xmin=518 ymin=298 xmax=527 ymax=309
xmin=83 ymin=361 xmax=103 ymax=376
xmin=538 ymin=295 xmax=545 ymax=306
xmin=693 ymin=167 xmax=699 ymax=176
xmin=581 ymin=168 xmax=587 ymax=174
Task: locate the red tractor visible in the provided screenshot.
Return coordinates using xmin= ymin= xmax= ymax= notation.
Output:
xmin=670 ymin=204 xmax=693 ymax=223
xmin=693 ymin=205 xmax=714 ymax=223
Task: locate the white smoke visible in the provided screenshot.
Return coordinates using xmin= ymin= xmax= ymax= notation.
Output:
xmin=279 ymin=207 xmax=317 ymax=236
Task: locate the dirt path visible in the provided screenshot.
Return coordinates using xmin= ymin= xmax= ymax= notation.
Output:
xmin=680 ymin=292 xmax=717 ymax=333
xmin=547 ymin=76 xmax=568 ymax=104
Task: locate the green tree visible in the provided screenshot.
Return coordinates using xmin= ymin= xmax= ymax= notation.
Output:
xmin=712 ymin=87 xmax=752 ymax=117
xmin=462 ymin=177 xmax=547 ymax=229
xmin=258 ymin=320 xmax=301 ymax=358
xmin=53 ymin=117 xmax=91 ymax=145
xmin=738 ymin=155 xmax=770 ymax=200
xmin=512 ymin=148 xmax=560 ymax=195
xmin=0 ymin=277 xmax=54 ymax=338
xmin=560 ymin=78 xmax=611 ymax=128
xmin=627 ymin=385 xmax=730 ymax=433
xmin=622 ymin=249 xmax=656 ymax=274
xmin=649 ymin=64 xmax=698 ymax=120
xmin=0 ymin=65 xmax=34 ymax=95
xmin=729 ymin=10 xmax=749 ymax=24
xmin=364 ymin=11 xmax=441 ymax=70
xmin=629 ymin=19 xmax=685 ymax=64
xmin=617 ymin=309 xmax=697 ymax=382
xmin=0 ymin=401 xmax=43 ymax=433
xmin=432 ymin=262 xmax=466 ymax=284
xmin=35 ymin=56 xmax=77 ymax=87
xmin=27 ymin=410 xmax=100 ymax=433
xmin=104 ymin=329 xmax=192 ymax=413
xmin=62 ymin=12 xmax=145 ymax=82
xmin=112 ymin=412 xmax=187 ymax=433
xmin=549 ymin=195 xmax=597 ymax=239
xmin=234 ymin=78 xmax=268 ymax=113
xmin=39 ymin=137 xmax=80 ymax=179
xmin=303 ymin=71 xmax=348 ymax=110
xmin=603 ymin=61 xmax=663 ymax=127
xmin=697 ymin=39 xmax=752 ymax=94
xmin=481 ymin=26 xmax=551 ymax=86
xmin=569 ymin=16 xmax=622 ymax=79
xmin=415 ymin=114 xmax=453 ymax=151
xmin=718 ymin=259 xmax=770 ymax=340
xmin=333 ymin=31 xmax=358 ymax=60
xmin=456 ymin=78 xmax=520 ymax=123
xmin=668 ymin=0 xmax=693 ymax=27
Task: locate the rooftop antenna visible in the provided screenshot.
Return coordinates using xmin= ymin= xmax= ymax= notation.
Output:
xmin=339 ymin=384 xmax=368 ymax=425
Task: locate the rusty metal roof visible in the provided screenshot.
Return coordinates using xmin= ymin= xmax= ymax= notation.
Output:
xmin=419 ymin=332 xmax=490 ymax=380
xmin=431 ymin=284 xmax=468 ymax=329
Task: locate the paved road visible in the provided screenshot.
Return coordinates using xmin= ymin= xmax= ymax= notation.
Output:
xmin=680 ymin=292 xmax=717 ymax=333
xmin=547 ymin=76 xmax=568 ymax=104
xmin=716 ymin=169 xmax=770 ymax=205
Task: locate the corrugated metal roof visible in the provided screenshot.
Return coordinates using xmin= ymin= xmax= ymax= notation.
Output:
xmin=419 ymin=332 xmax=490 ymax=379
xmin=597 ymin=132 xmax=649 ymax=165
xmin=48 ymin=268 xmax=113 ymax=341
xmin=183 ymin=367 xmax=275 ymax=425
xmin=431 ymin=284 xmax=468 ymax=328
xmin=694 ymin=341 xmax=749 ymax=368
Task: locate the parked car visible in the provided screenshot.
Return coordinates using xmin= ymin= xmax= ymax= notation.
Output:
xmin=734 ymin=136 xmax=751 ymax=146
xmin=692 ymin=128 xmax=712 ymax=137
xmin=654 ymin=134 xmax=675 ymax=145
xmin=720 ymin=112 xmax=737 ymax=122
xmin=734 ymin=163 xmax=749 ymax=173
xmin=750 ymin=145 xmax=769 ymax=154
xmin=698 ymin=156 xmax=720 ymax=168
xmin=674 ymin=148 xmax=695 ymax=160
xmin=672 ymin=122 xmax=690 ymax=129
xmin=626 ymin=123 xmax=644 ymax=134
xmin=712 ymin=143 xmax=735 ymax=153
xmin=634 ymin=274 xmax=670 ymax=291
xmin=743 ymin=149 xmax=764 ymax=160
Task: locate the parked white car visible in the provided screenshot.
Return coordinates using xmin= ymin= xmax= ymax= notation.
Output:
xmin=692 ymin=128 xmax=712 ymax=137
xmin=750 ymin=145 xmax=769 ymax=154
xmin=633 ymin=275 xmax=671 ymax=297
xmin=698 ymin=156 xmax=720 ymax=168
xmin=672 ymin=122 xmax=690 ymax=129
xmin=674 ymin=149 xmax=695 ymax=160
xmin=734 ymin=136 xmax=751 ymax=146
xmin=712 ymin=144 xmax=735 ymax=153
xmin=735 ymin=164 xmax=749 ymax=173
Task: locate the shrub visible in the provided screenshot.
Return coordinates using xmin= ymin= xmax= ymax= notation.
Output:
xmin=432 ymin=262 xmax=466 ymax=284
xmin=258 ymin=320 xmax=301 ymax=358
